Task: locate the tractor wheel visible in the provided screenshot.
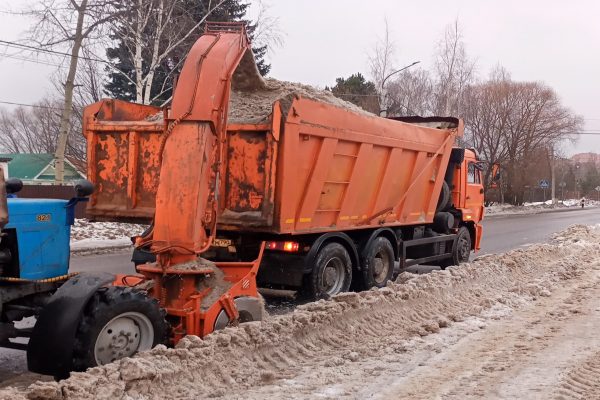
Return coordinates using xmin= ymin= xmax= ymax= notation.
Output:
xmin=361 ymin=237 xmax=395 ymax=289
xmin=72 ymin=286 xmax=168 ymax=371
xmin=304 ymin=243 xmax=352 ymax=300
xmin=440 ymin=226 xmax=472 ymax=270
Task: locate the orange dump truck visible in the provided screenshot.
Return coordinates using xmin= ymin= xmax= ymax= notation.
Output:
xmin=84 ymin=95 xmax=484 ymax=299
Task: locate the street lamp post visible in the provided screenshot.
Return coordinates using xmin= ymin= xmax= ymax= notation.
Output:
xmin=379 ymin=61 xmax=420 ymax=117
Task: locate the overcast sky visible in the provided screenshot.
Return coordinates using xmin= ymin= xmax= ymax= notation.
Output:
xmin=1 ymin=0 xmax=599 ymax=156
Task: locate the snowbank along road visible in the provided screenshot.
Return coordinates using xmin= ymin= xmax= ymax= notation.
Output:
xmin=2 ymin=224 xmax=600 ymax=399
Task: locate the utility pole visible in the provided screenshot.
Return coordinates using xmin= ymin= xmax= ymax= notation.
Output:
xmin=549 ymin=146 xmax=557 ymax=205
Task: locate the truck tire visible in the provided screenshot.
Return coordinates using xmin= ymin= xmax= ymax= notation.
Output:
xmin=436 ymin=181 xmax=451 ymax=212
xmin=361 ymin=237 xmax=395 ymax=289
xmin=72 ymin=286 xmax=168 ymax=371
xmin=304 ymin=243 xmax=352 ymax=300
xmin=213 ymin=296 xmax=265 ymax=330
xmin=440 ymin=226 xmax=471 ymax=269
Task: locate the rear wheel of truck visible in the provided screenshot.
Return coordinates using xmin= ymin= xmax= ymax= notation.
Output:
xmin=72 ymin=286 xmax=168 ymax=371
xmin=440 ymin=226 xmax=471 ymax=269
xmin=304 ymin=243 xmax=352 ymax=300
xmin=361 ymin=237 xmax=395 ymax=289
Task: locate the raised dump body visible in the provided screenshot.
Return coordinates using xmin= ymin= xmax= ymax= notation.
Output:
xmin=84 ymin=96 xmax=461 ymax=234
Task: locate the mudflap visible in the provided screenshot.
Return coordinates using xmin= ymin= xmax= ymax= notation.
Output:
xmin=27 ymin=272 xmax=115 ymax=378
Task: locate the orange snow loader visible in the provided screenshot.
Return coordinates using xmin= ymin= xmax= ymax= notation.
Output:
xmin=28 ymin=22 xmax=485 ymax=378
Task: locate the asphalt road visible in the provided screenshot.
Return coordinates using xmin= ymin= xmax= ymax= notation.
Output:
xmin=478 ymin=206 xmax=600 ymax=255
xmin=70 ymin=207 xmax=600 ymax=274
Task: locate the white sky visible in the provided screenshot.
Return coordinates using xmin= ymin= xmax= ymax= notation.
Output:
xmin=1 ymin=0 xmax=599 ymax=156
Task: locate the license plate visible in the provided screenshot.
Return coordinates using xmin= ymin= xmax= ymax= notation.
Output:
xmin=213 ymin=238 xmax=232 ymax=247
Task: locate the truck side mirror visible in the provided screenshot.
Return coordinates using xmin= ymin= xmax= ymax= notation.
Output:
xmin=74 ymin=180 xmax=94 ymax=198
xmin=6 ymin=178 xmax=23 ymax=195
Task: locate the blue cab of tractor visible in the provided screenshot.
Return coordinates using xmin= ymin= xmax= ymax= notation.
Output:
xmin=0 ymin=179 xmax=94 ymax=280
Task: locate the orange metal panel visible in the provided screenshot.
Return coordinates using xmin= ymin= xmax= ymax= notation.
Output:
xmin=295 ymin=137 xmax=338 ymax=230
xmin=274 ymin=97 xmax=461 ymax=234
xmin=336 ymin=143 xmax=373 ymax=228
xmin=85 ymin=95 xmax=463 ymax=236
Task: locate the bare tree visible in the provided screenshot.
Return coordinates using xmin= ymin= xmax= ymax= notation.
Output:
xmin=0 ymin=99 xmax=86 ymax=163
xmin=463 ymin=69 xmax=582 ymax=204
xmin=106 ymin=0 xmax=231 ymax=106
xmin=386 ymin=68 xmax=434 ymax=116
xmin=250 ymin=0 xmax=285 ymax=53
xmin=25 ymin=0 xmax=122 ymax=182
xmin=368 ymin=19 xmax=396 ymax=115
xmin=433 ymin=19 xmax=476 ymax=116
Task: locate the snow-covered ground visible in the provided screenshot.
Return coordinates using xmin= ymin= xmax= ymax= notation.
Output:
xmin=485 ymin=199 xmax=599 ymax=217
xmin=70 ymin=219 xmax=148 ymax=253
xmin=4 ymin=224 xmax=600 ymax=399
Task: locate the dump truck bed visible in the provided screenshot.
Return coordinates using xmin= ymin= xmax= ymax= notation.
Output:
xmin=84 ymin=97 xmax=461 ymax=234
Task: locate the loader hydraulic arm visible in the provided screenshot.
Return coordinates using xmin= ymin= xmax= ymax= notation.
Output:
xmin=151 ymin=22 xmax=264 ymax=266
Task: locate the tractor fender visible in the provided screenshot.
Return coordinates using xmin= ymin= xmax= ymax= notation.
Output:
xmin=27 ymin=272 xmax=115 ymax=378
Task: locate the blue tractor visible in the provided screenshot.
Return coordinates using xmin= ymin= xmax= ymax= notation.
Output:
xmin=0 ymin=175 xmax=166 ymax=380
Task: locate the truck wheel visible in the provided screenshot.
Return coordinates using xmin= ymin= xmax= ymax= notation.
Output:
xmin=440 ymin=226 xmax=471 ymax=269
xmin=213 ymin=296 xmax=265 ymax=330
xmin=72 ymin=286 xmax=168 ymax=371
xmin=361 ymin=237 xmax=395 ymax=289
xmin=436 ymin=181 xmax=451 ymax=212
xmin=305 ymin=243 xmax=352 ymax=300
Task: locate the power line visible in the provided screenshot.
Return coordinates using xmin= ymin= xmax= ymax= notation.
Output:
xmin=0 ymin=38 xmax=179 ymax=79
xmin=0 ymin=39 xmax=108 ymax=64
xmin=0 ymin=52 xmax=66 ymax=68
xmin=0 ymin=100 xmax=63 ymax=110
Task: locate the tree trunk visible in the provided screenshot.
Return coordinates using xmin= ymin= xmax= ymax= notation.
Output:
xmin=54 ymin=0 xmax=87 ymax=183
xmin=143 ymin=0 xmax=164 ymax=105
xmin=134 ymin=0 xmax=144 ymax=103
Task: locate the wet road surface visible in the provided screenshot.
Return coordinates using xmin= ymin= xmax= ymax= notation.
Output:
xmin=71 ymin=206 xmax=600 ymax=274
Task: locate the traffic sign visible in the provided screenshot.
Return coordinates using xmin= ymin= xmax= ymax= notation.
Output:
xmin=595 ymin=186 xmax=600 ymax=192
xmin=539 ymin=180 xmax=550 ymax=189
xmin=559 ymin=181 xmax=566 ymax=188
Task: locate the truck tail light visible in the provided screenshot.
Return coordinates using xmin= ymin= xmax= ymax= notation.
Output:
xmin=266 ymin=241 xmax=300 ymax=252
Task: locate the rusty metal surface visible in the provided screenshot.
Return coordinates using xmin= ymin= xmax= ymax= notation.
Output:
xmin=85 ymin=95 xmax=463 ymax=234
xmin=83 ymin=100 xmax=163 ymax=222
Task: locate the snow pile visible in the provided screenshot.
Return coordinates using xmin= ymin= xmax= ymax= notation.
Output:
xmin=485 ymin=199 xmax=598 ymax=216
xmin=3 ymin=225 xmax=600 ymax=399
xmin=70 ymin=219 xmax=148 ymax=253
xmin=228 ymin=78 xmax=373 ymax=124
xmin=71 ymin=219 xmax=147 ymax=242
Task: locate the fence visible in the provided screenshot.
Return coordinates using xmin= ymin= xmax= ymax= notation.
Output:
xmin=18 ymin=185 xmax=88 ymax=219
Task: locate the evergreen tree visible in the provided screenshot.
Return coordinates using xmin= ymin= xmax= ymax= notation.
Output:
xmin=104 ymin=0 xmax=270 ymax=105
xmin=329 ymin=73 xmax=380 ymax=114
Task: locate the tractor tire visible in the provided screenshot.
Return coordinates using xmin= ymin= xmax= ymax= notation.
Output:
xmin=361 ymin=237 xmax=395 ymax=289
xmin=436 ymin=181 xmax=451 ymax=212
xmin=440 ymin=226 xmax=471 ymax=270
xmin=72 ymin=286 xmax=169 ymax=371
xmin=303 ymin=243 xmax=352 ymax=300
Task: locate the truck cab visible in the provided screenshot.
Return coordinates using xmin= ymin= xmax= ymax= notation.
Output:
xmin=450 ymin=148 xmax=484 ymax=250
